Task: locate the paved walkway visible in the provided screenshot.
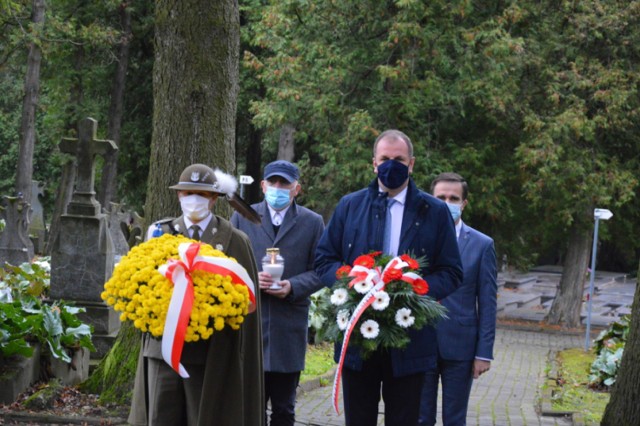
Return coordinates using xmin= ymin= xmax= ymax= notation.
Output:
xmin=294 ymin=327 xmax=583 ymax=426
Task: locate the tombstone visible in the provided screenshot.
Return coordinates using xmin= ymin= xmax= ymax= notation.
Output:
xmin=105 ymin=202 xmax=145 ymax=256
xmin=0 ymin=194 xmax=34 ymax=267
xmin=105 ymin=203 xmax=132 ymax=258
xmin=49 ymin=117 xmax=119 ymax=358
xmin=28 ymin=180 xmax=46 ymax=254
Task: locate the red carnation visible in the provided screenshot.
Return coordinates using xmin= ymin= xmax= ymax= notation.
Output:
xmin=412 ymin=278 xmax=429 ymax=295
xmin=382 ymin=267 xmax=403 ymax=283
xmin=369 ymin=251 xmax=383 ymax=258
xmin=353 ymin=255 xmax=375 ymax=268
xmin=400 ymin=254 xmax=419 ymax=270
xmin=336 ymin=265 xmax=352 ymax=279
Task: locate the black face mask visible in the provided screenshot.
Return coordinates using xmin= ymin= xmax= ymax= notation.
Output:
xmin=376 ymin=159 xmax=409 ymax=190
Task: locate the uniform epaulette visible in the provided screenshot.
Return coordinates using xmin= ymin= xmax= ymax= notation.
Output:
xmin=151 ymin=217 xmax=179 ymax=236
xmin=152 ymin=217 xmax=175 ymax=226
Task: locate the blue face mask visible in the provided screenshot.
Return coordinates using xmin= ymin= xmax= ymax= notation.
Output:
xmin=376 ymin=160 xmax=409 ymax=190
xmin=446 ymin=202 xmax=462 ymax=222
xmin=265 ymin=186 xmax=291 ymax=210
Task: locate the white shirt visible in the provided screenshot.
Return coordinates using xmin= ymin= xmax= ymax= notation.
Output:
xmin=145 ymin=212 xmax=213 ymax=241
xmin=385 ymin=187 xmax=408 ymax=257
xmin=267 ymin=204 xmax=290 ymax=226
xmin=455 ymin=220 xmax=462 ymax=240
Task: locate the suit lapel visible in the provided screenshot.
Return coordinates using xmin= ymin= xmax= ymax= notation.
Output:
xmin=457 ymin=221 xmax=470 ymax=256
xmin=398 ymin=183 xmax=427 ymax=253
xmin=257 ymin=201 xmax=277 ymax=242
xmin=273 ymin=203 xmax=298 ymax=245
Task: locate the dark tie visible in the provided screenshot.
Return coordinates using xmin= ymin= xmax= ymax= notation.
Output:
xmin=383 ymin=198 xmax=396 ymax=254
xmin=190 ymin=225 xmax=201 ymax=241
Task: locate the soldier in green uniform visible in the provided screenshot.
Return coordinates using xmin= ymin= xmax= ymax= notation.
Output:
xmin=128 ymin=163 xmax=264 ymax=426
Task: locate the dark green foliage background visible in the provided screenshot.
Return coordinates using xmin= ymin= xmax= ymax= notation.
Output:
xmin=0 ymin=0 xmax=638 ymax=273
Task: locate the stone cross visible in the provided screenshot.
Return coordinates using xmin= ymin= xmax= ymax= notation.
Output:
xmin=50 ymin=118 xmax=120 ymax=358
xmin=59 ymin=117 xmax=117 ymax=217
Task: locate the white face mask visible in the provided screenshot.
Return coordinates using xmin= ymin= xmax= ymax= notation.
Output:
xmin=180 ymin=194 xmax=211 ymax=221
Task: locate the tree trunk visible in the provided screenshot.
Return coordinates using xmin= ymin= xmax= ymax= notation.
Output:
xmin=244 ymin=124 xmax=262 ymax=204
xmin=80 ymin=322 xmax=140 ymax=404
xmin=545 ymin=221 xmax=592 ymax=328
xmin=145 ymin=0 xmax=240 ymax=224
xmin=16 ymin=0 xmax=45 ymax=203
xmin=86 ymin=0 xmax=241 ymax=399
xmin=277 ymin=123 xmax=295 ymax=162
xmin=600 ymin=257 xmax=640 ymax=425
xmin=44 ymin=159 xmax=75 ymax=255
xmin=45 ymin=42 xmax=84 ymax=254
xmin=99 ymin=2 xmax=132 ymax=207
xmin=2 ymin=0 xmax=46 ymax=264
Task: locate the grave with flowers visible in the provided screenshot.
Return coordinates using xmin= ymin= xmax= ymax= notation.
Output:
xmin=0 ymin=259 xmax=95 ymax=404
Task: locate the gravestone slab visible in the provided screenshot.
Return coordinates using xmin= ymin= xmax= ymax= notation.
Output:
xmin=50 ymin=216 xmax=114 ymax=302
xmin=0 ymin=195 xmax=34 ymax=267
xmin=28 ymin=180 xmax=46 ymax=254
xmin=105 ymin=203 xmax=132 ymax=257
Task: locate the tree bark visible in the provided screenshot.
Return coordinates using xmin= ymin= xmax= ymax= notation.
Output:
xmin=44 ymin=159 xmax=75 ymax=255
xmin=277 ymin=123 xmax=295 ymax=162
xmin=600 ymin=257 xmax=640 ymax=425
xmin=145 ymin=0 xmax=240 ymax=224
xmin=16 ymin=0 xmax=45 ymax=203
xmin=545 ymin=221 xmax=592 ymax=328
xmin=99 ymin=2 xmax=132 ymax=207
xmin=80 ymin=322 xmax=141 ymax=404
xmin=45 ymin=42 xmax=84 ymax=254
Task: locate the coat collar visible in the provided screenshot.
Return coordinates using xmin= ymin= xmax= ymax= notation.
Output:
xmin=173 ymin=215 xmax=233 ymax=252
xmin=256 ymin=200 xmax=299 ymax=245
xmin=366 ymin=178 xmax=430 ymax=253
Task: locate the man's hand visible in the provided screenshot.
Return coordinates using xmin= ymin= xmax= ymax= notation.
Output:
xmin=258 ymin=271 xmax=292 ymax=299
xmin=473 ymin=359 xmax=491 ymax=379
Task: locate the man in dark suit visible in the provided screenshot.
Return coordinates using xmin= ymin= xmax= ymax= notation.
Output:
xmin=419 ymin=172 xmax=498 ymax=426
xmin=231 ymin=160 xmax=325 ymax=426
xmin=129 ymin=164 xmax=264 ymax=426
xmin=315 ymin=130 xmax=462 ymax=426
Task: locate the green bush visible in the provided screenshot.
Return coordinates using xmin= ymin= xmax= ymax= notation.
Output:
xmin=0 ymin=259 xmax=95 ymax=363
xmin=589 ymin=315 xmax=629 ymax=388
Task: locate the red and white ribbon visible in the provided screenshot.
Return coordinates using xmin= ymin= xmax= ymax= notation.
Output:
xmin=158 ymin=242 xmax=256 ymax=378
xmin=332 ymin=256 xmax=416 ymax=413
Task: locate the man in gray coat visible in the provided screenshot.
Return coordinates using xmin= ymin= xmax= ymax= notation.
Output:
xmin=231 ymin=160 xmax=325 ymax=426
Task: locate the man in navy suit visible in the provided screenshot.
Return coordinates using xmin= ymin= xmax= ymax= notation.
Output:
xmin=231 ymin=160 xmax=325 ymax=426
xmin=316 ymin=130 xmax=462 ymax=426
xmin=419 ymin=172 xmax=498 ymax=426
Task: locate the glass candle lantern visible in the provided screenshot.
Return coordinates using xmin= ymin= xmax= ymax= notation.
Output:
xmin=262 ymin=248 xmax=284 ymax=290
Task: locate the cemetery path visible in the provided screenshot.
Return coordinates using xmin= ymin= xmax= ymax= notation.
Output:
xmin=294 ymin=325 xmax=584 ymax=426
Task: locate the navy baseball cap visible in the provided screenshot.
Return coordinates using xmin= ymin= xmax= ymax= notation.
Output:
xmin=263 ymin=160 xmax=300 ymax=183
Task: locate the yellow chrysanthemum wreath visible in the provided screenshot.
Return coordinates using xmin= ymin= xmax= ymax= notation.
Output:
xmin=102 ymin=234 xmax=250 ymax=342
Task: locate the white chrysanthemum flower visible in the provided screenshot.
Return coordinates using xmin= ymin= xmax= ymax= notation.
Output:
xmin=371 ymin=291 xmax=390 ymax=311
xmin=330 ymin=288 xmax=348 ymax=306
xmin=337 ymin=310 xmax=350 ymax=330
xmin=395 ymin=308 xmax=415 ymax=328
xmin=360 ymin=319 xmax=380 ymax=339
xmin=354 ymin=280 xmax=374 ymax=294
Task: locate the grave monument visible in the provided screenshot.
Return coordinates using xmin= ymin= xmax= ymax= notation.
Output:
xmin=0 ymin=193 xmax=34 ymax=267
xmin=49 ymin=117 xmax=119 ymax=358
